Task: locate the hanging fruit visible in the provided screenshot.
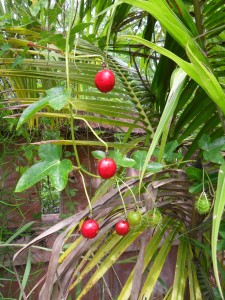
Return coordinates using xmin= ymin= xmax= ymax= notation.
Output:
xmin=94 ymin=63 xmax=115 ymax=93
xmin=97 ymin=157 xmax=117 ymax=179
xmin=115 ymin=220 xmax=130 ymax=236
xmin=127 ymin=210 xmax=142 ymax=227
xmin=81 ymin=219 xmax=99 ymax=239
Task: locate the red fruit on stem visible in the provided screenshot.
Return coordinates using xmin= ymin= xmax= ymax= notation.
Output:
xmin=115 ymin=220 xmax=130 ymax=236
xmin=81 ymin=219 xmax=99 ymax=239
xmin=94 ymin=69 xmax=115 ymax=93
xmin=97 ymin=158 xmax=117 ymax=179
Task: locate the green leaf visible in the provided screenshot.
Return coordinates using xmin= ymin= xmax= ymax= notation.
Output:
xmin=219 ymin=221 xmax=225 ymax=239
xmin=15 ymin=161 xmax=54 ymax=192
xmin=119 ymin=157 xmax=136 ymax=168
xmin=131 ymin=150 xmax=148 ymax=170
xmin=48 ymin=86 xmax=71 ymax=110
xmin=199 ymin=134 xmax=225 ymax=152
xmin=6 ymin=221 xmax=35 ymax=243
xmin=19 ymin=250 xmax=31 ymax=300
xmin=91 ymin=150 xmax=106 ymax=159
xmin=212 ymin=163 xmax=225 ymax=300
xmin=203 ymin=150 xmax=224 ymax=165
xmin=164 ymin=140 xmax=183 ymax=163
xmin=217 ymin=240 xmax=225 ymax=251
xmin=171 ymin=239 xmax=188 ymax=300
xmin=39 ymin=144 xmax=62 ymax=161
xmin=199 ymin=134 xmax=225 ymax=164
xmin=16 ymin=96 xmax=50 ymax=129
xmin=10 ymin=55 xmax=24 ymax=69
xmin=49 ymin=159 xmax=73 ymax=191
xmin=189 ymin=182 xmax=203 ymax=194
xmin=136 ymin=68 xmax=187 ymax=188
xmin=186 ymin=167 xmax=203 ymax=181
xmin=108 ymin=150 xmax=136 ymax=168
xmin=146 ymin=162 xmax=163 ymax=173
xmin=15 ymin=144 xmax=72 ymax=192
xmin=16 ymin=86 xmax=70 ymax=129
xmin=108 ymin=150 xmax=123 ymax=163
xmin=138 ymin=224 xmax=179 ymax=299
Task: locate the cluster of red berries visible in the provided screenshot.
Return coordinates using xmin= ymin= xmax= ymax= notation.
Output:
xmin=81 ymin=66 xmax=138 ymax=239
xmin=81 ymin=210 xmax=142 ymax=239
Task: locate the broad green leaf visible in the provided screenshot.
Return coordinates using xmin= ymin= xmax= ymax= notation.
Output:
xmin=119 ymin=157 xmax=136 ymax=168
xmin=186 ymin=41 xmax=225 ymax=115
xmin=15 ymin=161 xmax=54 ymax=192
xmin=108 ymin=150 xmax=123 ymax=163
xmin=48 ymin=87 xmax=71 ymax=110
xmin=189 ymin=182 xmax=203 ymax=194
xmin=163 ymin=141 xmax=183 ymax=163
xmin=219 ymin=221 xmax=225 ymax=239
xmin=131 ymin=150 xmax=148 ymax=170
xmin=203 ymin=150 xmax=224 ymax=165
xmin=199 ymin=134 xmax=225 ymax=164
xmin=186 ymin=167 xmax=203 ymax=181
xmin=16 ymin=96 xmax=50 ymax=129
xmin=49 ymin=159 xmax=73 ymax=191
xmin=39 ymin=144 xmax=62 ymax=161
xmin=146 ymin=162 xmax=163 ymax=173
xmin=199 ymin=134 xmax=225 ymax=152
xmin=15 ymin=143 xmax=72 ymax=192
xmin=16 ymin=86 xmax=70 ymax=129
xmin=91 ymin=150 xmax=106 ymax=159
xmin=212 ymin=163 xmax=225 ymax=300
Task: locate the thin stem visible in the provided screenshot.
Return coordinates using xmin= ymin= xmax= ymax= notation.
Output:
xmin=65 ymin=0 xmax=81 ymax=167
xmin=78 ymin=170 xmax=93 ymax=216
xmin=116 ymin=177 xmax=139 ymax=211
xmin=69 ymin=100 xmax=108 ymax=152
xmin=116 ymin=179 xmax=127 ymax=217
xmin=193 ymin=0 xmax=204 ymax=47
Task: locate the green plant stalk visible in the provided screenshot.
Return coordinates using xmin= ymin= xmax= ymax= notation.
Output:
xmin=158 ymin=116 xmax=172 ymax=163
xmin=70 ymin=111 xmax=108 ymax=152
xmin=78 ymin=170 xmax=93 ymax=215
xmin=212 ymin=163 xmax=225 ymax=300
xmin=116 ymin=179 xmax=128 ymax=217
xmin=65 ymin=0 xmax=81 ymax=168
xmin=116 ymin=177 xmax=140 ymax=211
xmin=193 ymin=0 xmax=204 ymax=39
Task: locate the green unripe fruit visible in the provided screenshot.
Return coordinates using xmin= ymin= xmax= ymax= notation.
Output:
xmin=146 ymin=208 xmax=162 ymax=228
xmin=127 ymin=210 xmax=142 ymax=227
xmin=195 ymin=193 xmax=211 ymax=215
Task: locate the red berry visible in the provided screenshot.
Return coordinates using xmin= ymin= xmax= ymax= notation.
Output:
xmin=97 ymin=158 xmax=117 ymax=179
xmin=115 ymin=220 xmax=130 ymax=236
xmin=81 ymin=219 xmax=99 ymax=239
xmin=94 ymin=69 xmax=115 ymax=93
